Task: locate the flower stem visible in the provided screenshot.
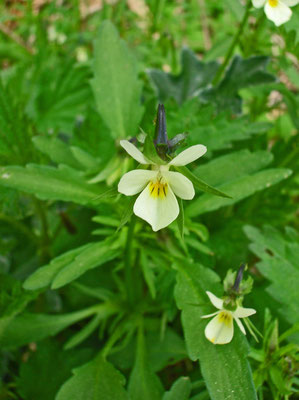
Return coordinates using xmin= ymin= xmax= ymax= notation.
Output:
xmin=212 ymin=1 xmax=251 ymax=86
xmin=124 ymin=215 xmax=137 ymax=305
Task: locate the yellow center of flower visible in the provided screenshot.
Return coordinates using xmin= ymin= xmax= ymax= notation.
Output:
xmin=218 ymin=311 xmax=233 ymax=326
xmin=149 ymin=180 xmax=168 ymax=198
xmin=268 ymin=0 xmax=279 ymax=7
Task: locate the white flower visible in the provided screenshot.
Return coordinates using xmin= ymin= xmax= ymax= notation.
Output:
xmin=252 ymin=0 xmax=298 ymax=26
xmin=118 ymin=140 xmax=207 ymax=231
xmin=201 ymin=291 xmax=256 ymax=345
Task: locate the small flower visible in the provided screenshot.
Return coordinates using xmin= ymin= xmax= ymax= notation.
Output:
xmin=252 ymin=0 xmax=298 ymax=26
xmin=202 ymin=291 xmax=256 ymax=345
xmin=118 ymin=140 xmax=206 ymax=231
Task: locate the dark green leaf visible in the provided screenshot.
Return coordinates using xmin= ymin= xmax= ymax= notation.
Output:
xmin=149 ymin=48 xmax=219 ymax=105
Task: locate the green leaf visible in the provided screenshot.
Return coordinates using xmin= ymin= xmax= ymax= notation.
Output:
xmin=176 ymin=166 xmax=231 ymax=198
xmin=200 ymin=56 xmax=276 ymax=113
xmin=187 ymin=168 xmax=292 ymax=217
xmin=23 ymin=243 xmax=92 ymax=290
xmin=91 ymin=21 xmax=144 ymax=139
xmin=149 ymin=48 xmax=218 ymax=105
xmin=56 ymin=356 xmax=129 ymax=400
xmin=17 ymin=340 xmax=92 ymax=400
xmin=177 ymin=198 xmax=185 ymax=240
xmin=70 ymin=146 xmax=100 ymax=171
xmin=64 ymin=314 xmax=102 ymax=350
xmin=193 ymin=150 xmax=273 ymax=187
xmin=140 ymin=252 xmax=156 ymax=299
xmin=0 ymin=164 xmax=106 ymax=205
xmin=128 ymin=326 xmax=164 ymax=400
xmin=24 ymin=239 xmax=120 ymax=290
xmin=174 ymin=260 xmax=257 ymax=400
xmin=244 ymin=225 xmax=299 ymax=341
xmin=28 ymin=61 xmax=91 ymax=134
xmin=32 ymin=136 xmax=81 ymax=169
xmin=0 ymin=306 xmax=100 ymax=348
xmin=162 ymin=377 xmax=191 ymax=400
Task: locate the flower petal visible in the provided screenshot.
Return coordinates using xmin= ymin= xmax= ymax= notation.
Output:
xmin=118 ymin=169 xmax=157 ymax=196
xmin=233 ymin=306 xmax=256 ymax=318
xmin=120 ymin=140 xmax=151 ymax=164
xmin=168 ymin=145 xmax=207 ymax=167
xmin=252 ymin=0 xmax=266 ymax=8
xmin=201 ymin=311 xmax=219 ymax=319
xmin=265 ymin=1 xmax=292 ymax=26
xmin=204 ymin=312 xmax=234 ymax=345
xmin=235 ymin=317 xmax=246 ymax=335
xmin=164 ymin=171 xmax=195 ymax=200
xmin=282 ymin=0 xmax=298 ymax=6
xmin=133 ymin=183 xmax=179 ymax=231
xmin=206 ymin=291 xmax=223 ymax=310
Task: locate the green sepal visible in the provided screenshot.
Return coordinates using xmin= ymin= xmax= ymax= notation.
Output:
xmin=143 ymin=131 xmax=167 ymax=165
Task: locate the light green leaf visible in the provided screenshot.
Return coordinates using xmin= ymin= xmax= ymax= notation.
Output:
xmin=0 ymin=306 xmax=99 ymax=348
xmin=51 ymin=240 xmax=120 ymax=289
xmin=0 ymin=164 xmax=106 ymax=205
xmin=174 ymin=260 xmax=257 ymax=400
xmin=70 ymin=146 xmax=100 ymax=170
xmin=140 ymin=252 xmax=156 ymax=299
xmin=32 ymin=136 xmax=81 ymax=169
xmin=193 ymin=150 xmax=273 ymax=187
xmin=23 ymin=243 xmax=92 ymax=290
xmin=128 ymin=326 xmax=164 ymax=400
xmin=24 ymin=239 xmax=120 ymax=290
xmin=56 ymin=356 xmax=129 ymax=400
xmin=187 ymin=169 xmax=292 ymax=217
xmin=176 ymin=166 xmax=231 ymax=198
xmin=91 ymin=21 xmax=143 ymax=139
xmin=64 ymin=314 xmax=102 ymax=350
xmin=162 ymin=377 xmax=191 ymax=400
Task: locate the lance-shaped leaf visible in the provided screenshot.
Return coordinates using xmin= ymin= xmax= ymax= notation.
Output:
xmin=0 ymin=164 xmax=108 ymax=205
xmin=91 ymin=21 xmax=144 ymax=139
xmin=174 ymin=260 xmax=258 ymax=400
xmin=175 ymin=166 xmax=231 ymax=198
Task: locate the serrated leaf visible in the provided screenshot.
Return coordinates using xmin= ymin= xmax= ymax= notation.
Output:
xmin=244 ymin=225 xmax=299 ymax=341
xmin=187 ymin=168 xmax=292 ymax=217
xmin=174 ymin=260 xmax=257 ymax=400
xmin=149 ymin=47 xmax=219 ymax=105
xmin=0 ymin=164 xmax=106 ymax=205
xmin=56 ymin=356 xmax=129 ymax=400
xmin=91 ymin=21 xmax=144 ymax=139
xmin=200 ymin=56 xmax=276 ymax=113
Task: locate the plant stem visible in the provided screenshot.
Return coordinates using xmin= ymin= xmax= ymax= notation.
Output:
xmin=212 ymin=1 xmax=251 ymax=86
xmin=32 ymin=197 xmax=51 ymax=263
xmin=124 ymin=215 xmax=136 ymax=305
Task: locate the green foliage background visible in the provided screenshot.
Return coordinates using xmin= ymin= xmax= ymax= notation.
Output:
xmin=0 ymin=1 xmax=298 ymax=399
